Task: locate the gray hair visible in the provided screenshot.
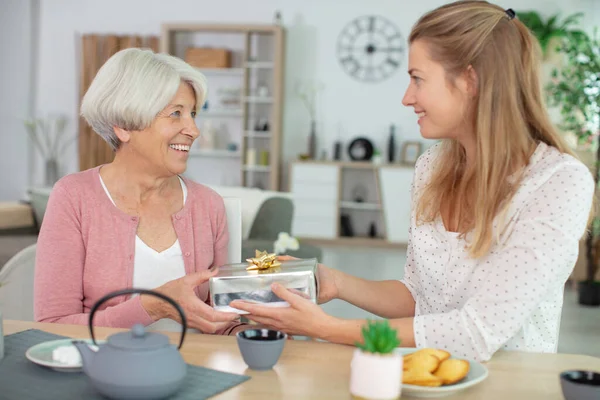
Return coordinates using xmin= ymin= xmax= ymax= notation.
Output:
xmin=80 ymin=48 xmax=207 ymax=151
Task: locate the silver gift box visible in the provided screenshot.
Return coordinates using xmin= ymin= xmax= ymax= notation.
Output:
xmin=209 ymin=258 xmax=319 ymax=314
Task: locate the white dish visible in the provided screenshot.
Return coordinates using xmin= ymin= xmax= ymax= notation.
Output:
xmin=25 ymin=338 xmax=104 ymax=372
xmin=397 ymin=348 xmax=489 ymax=398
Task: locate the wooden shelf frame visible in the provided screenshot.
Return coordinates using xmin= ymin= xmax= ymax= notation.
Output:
xmin=160 ymin=23 xmax=285 ymax=191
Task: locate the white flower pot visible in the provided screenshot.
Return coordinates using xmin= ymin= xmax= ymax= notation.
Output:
xmin=350 ymin=348 xmax=402 ymax=399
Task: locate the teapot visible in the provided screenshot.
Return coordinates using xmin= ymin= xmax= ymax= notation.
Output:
xmin=72 ymin=288 xmax=188 ymax=400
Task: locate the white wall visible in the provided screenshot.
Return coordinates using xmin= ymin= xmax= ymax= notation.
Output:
xmin=16 ymin=0 xmax=598 ymax=194
xmin=0 ymin=0 xmax=36 ymax=201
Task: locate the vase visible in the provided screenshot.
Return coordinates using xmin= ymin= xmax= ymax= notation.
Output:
xmin=387 ymin=125 xmax=396 ymax=163
xmin=350 ymin=348 xmax=402 ymax=399
xmin=333 ymin=141 xmax=342 ymax=160
xmin=45 ymin=158 xmax=59 ymax=186
xmin=308 ymin=121 xmax=317 ymax=160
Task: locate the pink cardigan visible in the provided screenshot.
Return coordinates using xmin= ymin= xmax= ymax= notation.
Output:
xmin=34 ymin=166 xmax=236 ymax=332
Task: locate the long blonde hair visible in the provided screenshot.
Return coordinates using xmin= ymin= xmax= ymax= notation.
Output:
xmin=410 ymin=1 xmax=576 ymax=258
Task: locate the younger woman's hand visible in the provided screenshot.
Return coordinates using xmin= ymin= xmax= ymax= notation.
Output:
xmin=230 ymin=282 xmax=337 ymax=338
xmin=277 ymin=255 xmax=340 ymax=304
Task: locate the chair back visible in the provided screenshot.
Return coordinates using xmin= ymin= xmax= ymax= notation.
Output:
xmin=222 ymin=197 xmax=242 ymax=264
xmin=0 ymin=244 xmax=37 ymax=321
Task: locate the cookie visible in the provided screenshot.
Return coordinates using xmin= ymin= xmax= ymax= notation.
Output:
xmin=433 ymin=359 xmax=470 ymax=385
xmin=403 ymin=352 xmax=440 ymax=373
xmin=424 ymin=348 xmax=451 ymax=362
xmin=403 ymin=369 xmax=443 ymax=387
xmin=406 ymin=348 xmax=451 ymax=363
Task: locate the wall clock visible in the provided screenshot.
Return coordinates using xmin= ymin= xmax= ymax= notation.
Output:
xmin=336 ymin=15 xmax=405 ymax=83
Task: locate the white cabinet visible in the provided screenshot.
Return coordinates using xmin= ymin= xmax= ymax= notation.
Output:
xmin=289 ymin=161 xmax=414 ymax=248
xmin=378 ymin=167 xmax=414 ymax=243
xmin=290 ymin=164 xmax=339 ymax=239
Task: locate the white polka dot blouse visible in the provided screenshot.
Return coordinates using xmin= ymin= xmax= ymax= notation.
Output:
xmin=401 ymin=141 xmax=595 ymax=361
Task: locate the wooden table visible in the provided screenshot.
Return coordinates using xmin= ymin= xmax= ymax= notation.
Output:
xmin=4 ymin=320 xmax=600 ymax=399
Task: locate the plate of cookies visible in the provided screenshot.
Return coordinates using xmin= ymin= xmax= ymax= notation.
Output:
xmin=398 ymin=348 xmax=488 ymax=398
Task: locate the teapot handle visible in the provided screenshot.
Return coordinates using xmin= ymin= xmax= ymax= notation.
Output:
xmin=88 ymin=288 xmax=187 ymax=349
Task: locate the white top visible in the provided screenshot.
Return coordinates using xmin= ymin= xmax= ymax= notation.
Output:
xmin=401 ymin=142 xmax=594 ymax=362
xmin=99 ymin=175 xmax=190 ymax=332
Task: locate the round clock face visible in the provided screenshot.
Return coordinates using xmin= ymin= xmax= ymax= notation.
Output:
xmin=337 ymin=15 xmax=405 ymax=83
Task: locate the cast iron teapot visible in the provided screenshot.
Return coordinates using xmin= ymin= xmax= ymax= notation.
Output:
xmin=72 ymin=288 xmax=188 ymax=400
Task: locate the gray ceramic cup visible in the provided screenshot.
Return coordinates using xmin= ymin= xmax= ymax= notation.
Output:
xmin=560 ymin=370 xmax=600 ymax=400
xmin=236 ymin=329 xmax=287 ymax=370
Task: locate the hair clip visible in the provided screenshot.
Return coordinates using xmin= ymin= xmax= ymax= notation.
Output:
xmin=505 ymin=8 xmax=516 ymax=20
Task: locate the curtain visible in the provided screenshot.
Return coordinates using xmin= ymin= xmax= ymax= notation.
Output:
xmin=78 ymin=35 xmax=159 ymax=171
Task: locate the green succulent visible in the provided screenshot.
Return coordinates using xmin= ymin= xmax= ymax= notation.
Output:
xmin=355 ymin=319 xmax=401 ymax=354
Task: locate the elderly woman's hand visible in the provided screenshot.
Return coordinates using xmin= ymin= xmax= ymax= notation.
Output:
xmin=141 ymin=268 xmax=239 ymax=333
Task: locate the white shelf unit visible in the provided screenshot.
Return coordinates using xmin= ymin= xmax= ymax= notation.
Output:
xmin=289 ymin=161 xmax=414 ymax=248
xmin=161 ymin=23 xmax=284 ymax=190
xmin=290 ymin=164 xmax=339 ymax=240
xmin=245 ymin=61 xmax=274 ymax=69
xmin=189 ymin=149 xmax=241 ymax=158
xmin=244 ymin=131 xmax=271 ymax=138
xmin=197 ymin=109 xmax=243 ymax=118
xmin=244 ymin=96 xmax=274 ymax=104
xmin=243 ymin=165 xmax=271 ymax=172
xmin=339 ymin=201 xmax=382 ymax=211
xmin=196 ymin=67 xmax=244 ymax=76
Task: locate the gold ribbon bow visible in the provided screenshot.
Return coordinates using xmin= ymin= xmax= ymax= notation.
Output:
xmin=246 ymin=250 xmax=282 ymax=271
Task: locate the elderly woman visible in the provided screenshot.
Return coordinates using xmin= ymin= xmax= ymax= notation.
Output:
xmin=34 ymin=48 xmax=245 ymax=335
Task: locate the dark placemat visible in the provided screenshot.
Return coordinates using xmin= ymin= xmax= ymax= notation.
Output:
xmin=0 ymin=329 xmax=250 ymax=399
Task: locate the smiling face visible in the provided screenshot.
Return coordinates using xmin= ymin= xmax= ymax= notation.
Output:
xmin=125 ymin=81 xmax=200 ymax=176
xmin=402 ymin=40 xmax=474 ymax=142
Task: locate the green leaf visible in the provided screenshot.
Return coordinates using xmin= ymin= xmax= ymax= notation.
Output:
xmin=546 ymin=15 xmax=559 ymax=31
xmin=382 ymin=342 xmax=397 ymax=354
xmin=517 ymin=11 xmax=544 ymax=31
xmin=357 ymin=319 xmax=401 ymax=354
xmin=560 ymin=12 xmax=584 ymax=29
xmin=516 ymin=10 xmax=587 ymax=57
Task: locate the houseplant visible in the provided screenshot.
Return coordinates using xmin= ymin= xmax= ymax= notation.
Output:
xmin=23 ymin=114 xmax=74 ymax=186
xmin=546 ymin=29 xmax=600 ymax=306
xmin=516 ymin=11 xmax=586 ymax=59
xmin=294 ymin=80 xmax=324 ymax=160
xmin=350 ymin=319 xmax=402 ymax=399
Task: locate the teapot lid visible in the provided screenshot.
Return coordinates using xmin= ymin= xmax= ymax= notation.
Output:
xmin=107 ymin=324 xmax=170 ymax=351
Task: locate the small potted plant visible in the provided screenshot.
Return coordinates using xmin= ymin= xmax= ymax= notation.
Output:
xmin=350 ymin=319 xmax=402 ymax=400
